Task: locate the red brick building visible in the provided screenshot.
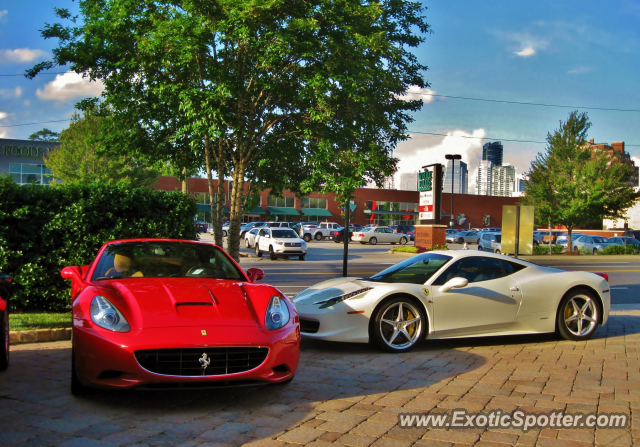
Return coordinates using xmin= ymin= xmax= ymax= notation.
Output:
xmin=154 ymin=176 xmax=520 ymax=230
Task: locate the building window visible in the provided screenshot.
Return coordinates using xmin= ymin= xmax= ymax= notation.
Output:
xmin=365 ymin=201 xmax=418 ymax=226
xmin=9 ymin=163 xmax=52 ymax=185
xmin=267 ymin=196 xmax=294 ymax=208
xmin=301 ymin=197 xmax=328 ymax=209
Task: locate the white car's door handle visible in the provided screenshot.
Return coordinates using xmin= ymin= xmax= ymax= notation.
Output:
xmin=509 ymin=286 xmax=519 ymax=291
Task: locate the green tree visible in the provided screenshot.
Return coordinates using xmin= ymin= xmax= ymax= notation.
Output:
xmin=30 ymin=1 xmax=429 ymax=260
xmin=28 ymin=128 xmax=60 ymax=142
xmin=46 ymin=108 xmax=160 ymax=188
xmin=522 ymin=111 xmax=639 ymax=250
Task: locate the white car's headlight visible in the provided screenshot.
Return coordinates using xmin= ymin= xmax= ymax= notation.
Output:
xmin=265 ymin=296 xmax=290 ymax=330
xmin=90 ymin=296 xmax=131 ymax=332
xmin=273 ymin=240 xmax=284 ymax=245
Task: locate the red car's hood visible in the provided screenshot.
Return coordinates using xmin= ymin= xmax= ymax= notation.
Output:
xmin=95 ymin=278 xmax=274 ymax=329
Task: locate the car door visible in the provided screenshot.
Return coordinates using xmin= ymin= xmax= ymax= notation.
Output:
xmin=257 ymin=228 xmax=270 ymax=251
xmin=385 ymin=228 xmax=398 ymax=243
xmin=374 ymin=228 xmax=387 ymax=242
xmin=430 ymin=256 xmax=523 ymax=336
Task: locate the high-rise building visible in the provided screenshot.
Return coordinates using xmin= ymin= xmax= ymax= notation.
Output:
xmin=482 ymin=141 xmax=503 ymax=166
xmin=443 ymin=160 xmax=468 ymax=194
xmin=491 ymin=165 xmax=516 ymax=197
xmin=518 ymin=178 xmax=528 ymax=192
xmin=476 ymin=160 xmax=493 ymax=196
xmin=399 ymin=172 xmax=418 ymax=191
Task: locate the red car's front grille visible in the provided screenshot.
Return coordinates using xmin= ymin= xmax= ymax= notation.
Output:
xmin=134 ymin=347 xmax=269 ymax=377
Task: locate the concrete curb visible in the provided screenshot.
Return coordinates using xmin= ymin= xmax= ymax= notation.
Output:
xmin=9 ymin=328 xmax=72 ymax=344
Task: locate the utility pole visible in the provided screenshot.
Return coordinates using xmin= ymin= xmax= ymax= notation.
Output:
xmin=343 ymin=200 xmax=350 ymax=277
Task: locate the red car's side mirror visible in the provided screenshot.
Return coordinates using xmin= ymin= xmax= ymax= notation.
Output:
xmin=61 ymin=266 xmax=83 ymax=282
xmin=246 ymin=268 xmax=265 ymax=282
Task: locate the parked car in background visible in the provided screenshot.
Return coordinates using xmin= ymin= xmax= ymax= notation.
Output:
xmin=542 ymin=230 xmax=566 ymax=244
xmin=390 ymin=225 xmax=415 ymax=241
xmin=255 ymin=228 xmax=308 ymax=260
xmin=194 ymin=221 xmax=208 ymax=233
xmin=448 ymin=231 xmax=480 ymax=244
xmin=352 ymin=227 xmax=409 ymax=245
xmin=291 ymin=223 xmax=314 ymax=242
xmin=555 ymin=233 xmax=583 ymax=249
xmin=608 ymin=237 xmax=640 ymax=248
xmin=60 ymin=239 xmax=299 ymax=394
xmin=330 ymin=227 xmax=353 ymax=243
xmin=571 ymin=235 xmax=617 ymax=254
xmin=239 ymin=221 xmax=266 ymax=238
xmin=244 ymin=228 xmax=261 ymax=248
xmin=0 ymin=270 xmax=11 ymax=370
xmin=478 ymin=232 xmax=501 ymax=252
xmin=481 ymin=227 xmax=501 ymax=232
xmin=445 ymin=229 xmax=458 ymax=236
xmin=312 ymin=222 xmax=342 ymax=241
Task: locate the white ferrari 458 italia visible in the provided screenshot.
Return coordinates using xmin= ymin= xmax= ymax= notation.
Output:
xmin=293 ymin=251 xmax=610 ymax=352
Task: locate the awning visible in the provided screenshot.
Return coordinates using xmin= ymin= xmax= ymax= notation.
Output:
xmin=247 ymin=206 xmax=266 ymax=215
xmin=196 ymin=203 xmax=230 ymax=213
xmin=301 ymin=208 xmax=332 ymax=217
xmin=267 ymin=206 xmax=300 ymax=216
xmin=364 ymin=210 xmax=418 ymax=215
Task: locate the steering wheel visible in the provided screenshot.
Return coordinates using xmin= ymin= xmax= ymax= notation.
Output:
xmin=185 ymin=265 xmax=220 ymax=277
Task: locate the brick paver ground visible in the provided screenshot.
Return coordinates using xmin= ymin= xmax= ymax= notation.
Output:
xmin=1 ymin=310 xmax=639 ymax=446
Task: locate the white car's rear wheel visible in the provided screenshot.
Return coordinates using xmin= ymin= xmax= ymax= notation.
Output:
xmin=314 ymin=233 xmax=322 ymax=241
xmin=303 ymin=234 xmax=311 ymax=242
xmin=557 ymin=290 xmax=599 ymax=341
xmin=371 ymin=298 xmax=425 ymax=353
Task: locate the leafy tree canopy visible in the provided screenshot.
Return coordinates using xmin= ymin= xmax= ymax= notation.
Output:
xmin=46 ymin=108 xmax=160 ymax=188
xmin=522 ymin=111 xmax=639 ymax=248
xmin=29 ymin=0 xmax=430 ymax=259
xmin=28 ymin=128 xmax=60 ymax=142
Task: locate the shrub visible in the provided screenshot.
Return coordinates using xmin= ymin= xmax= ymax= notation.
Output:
xmin=533 ymin=244 xmax=565 ymax=255
xmin=601 ymin=244 xmax=639 ymax=255
xmin=0 ymin=175 xmax=197 ymax=311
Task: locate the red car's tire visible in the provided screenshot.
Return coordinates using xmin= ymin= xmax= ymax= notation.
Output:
xmin=71 ymin=345 xmax=93 ymax=395
xmin=0 ymin=309 xmax=9 ymax=370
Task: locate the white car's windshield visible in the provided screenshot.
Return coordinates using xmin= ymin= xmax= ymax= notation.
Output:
xmin=366 ymin=253 xmax=452 ymax=284
xmin=272 ymin=229 xmax=299 ymax=238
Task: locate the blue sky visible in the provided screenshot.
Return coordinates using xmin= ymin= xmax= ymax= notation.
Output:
xmin=1 ymin=1 xmax=639 ymax=190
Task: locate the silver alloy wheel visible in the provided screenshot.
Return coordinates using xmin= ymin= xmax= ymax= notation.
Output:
xmin=369 ymin=237 xmax=377 ymax=245
xmin=400 ymin=237 xmax=407 ymax=245
xmin=563 ymin=294 xmax=598 ymax=337
xmin=245 ymin=238 xmax=250 ymax=248
xmin=379 ymin=301 xmax=422 ymax=350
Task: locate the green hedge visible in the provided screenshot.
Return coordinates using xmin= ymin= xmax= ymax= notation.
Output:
xmin=533 ymin=244 xmax=565 ymax=255
xmin=0 ymin=175 xmax=197 ymax=311
xmin=602 ymin=244 xmax=639 ymax=255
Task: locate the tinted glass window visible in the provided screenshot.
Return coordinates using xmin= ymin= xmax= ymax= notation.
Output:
xmin=367 ymin=253 xmax=452 ymax=285
xmin=272 ymin=229 xmax=298 ymax=238
xmin=433 ymin=256 xmax=507 ymax=285
xmin=592 ymin=237 xmax=608 ymax=243
xmin=92 ymin=242 xmax=245 ymax=281
xmin=495 ymin=235 xmax=501 ymax=242
xmin=503 ymin=260 xmax=527 ymax=275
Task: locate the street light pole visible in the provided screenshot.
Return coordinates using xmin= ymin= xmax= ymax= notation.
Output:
xmin=445 ymin=154 xmax=462 ymax=228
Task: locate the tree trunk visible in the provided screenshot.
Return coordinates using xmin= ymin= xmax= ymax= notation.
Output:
xmin=204 ymin=135 xmax=219 ymax=243
xmin=228 ymin=163 xmax=247 ymax=262
xmin=181 ymin=166 xmax=188 ymax=194
xmin=567 ymin=227 xmax=573 ymax=255
xmin=214 ymin=138 xmax=225 ymax=247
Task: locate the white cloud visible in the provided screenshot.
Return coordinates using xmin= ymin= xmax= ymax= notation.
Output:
xmin=0 ymin=10 xmax=7 ymax=20
xmin=0 ymin=112 xmax=8 ymax=120
xmin=394 ymin=129 xmax=486 ymax=193
xmin=397 ymin=86 xmax=437 ymax=103
xmin=515 ymin=47 xmax=535 ymax=57
xmin=36 ymin=72 xmax=104 ymax=101
xmin=0 ymin=86 xmax=22 ymax=99
xmin=568 ymin=66 xmax=594 ymax=74
xmin=0 ymin=48 xmax=49 ymax=63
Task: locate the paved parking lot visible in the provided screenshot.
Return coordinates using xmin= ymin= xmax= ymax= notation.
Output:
xmin=3 ymin=309 xmax=640 ymax=447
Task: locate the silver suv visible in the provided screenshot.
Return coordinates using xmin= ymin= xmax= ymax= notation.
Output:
xmin=478 ymin=232 xmax=501 ymax=253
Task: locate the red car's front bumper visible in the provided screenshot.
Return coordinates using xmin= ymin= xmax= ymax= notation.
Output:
xmin=73 ymin=321 xmax=300 ymax=389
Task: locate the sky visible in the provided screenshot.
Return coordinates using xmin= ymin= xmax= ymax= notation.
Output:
xmin=1 ymin=1 xmax=639 ymax=192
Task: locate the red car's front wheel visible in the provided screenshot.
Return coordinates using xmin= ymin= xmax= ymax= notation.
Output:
xmin=0 ymin=309 xmax=9 ymax=370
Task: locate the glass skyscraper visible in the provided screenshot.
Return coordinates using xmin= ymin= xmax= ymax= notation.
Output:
xmin=482 ymin=141 xmax=503 ymax=166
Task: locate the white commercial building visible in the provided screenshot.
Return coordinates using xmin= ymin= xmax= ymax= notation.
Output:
xmin=476 ymin=160 xmax=493 ymax=196
xmin=443 ymin=160 xmax=468 ymax=194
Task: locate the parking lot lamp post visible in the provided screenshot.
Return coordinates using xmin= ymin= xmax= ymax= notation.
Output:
xmin=445 ymin=154 xmax=462 ymax=228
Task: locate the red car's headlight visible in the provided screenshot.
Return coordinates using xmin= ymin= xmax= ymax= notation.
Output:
xmin=265 ymin=296 xmax=290 ymax=331
xmin=90 ymin=296 xmax=131 ymax=332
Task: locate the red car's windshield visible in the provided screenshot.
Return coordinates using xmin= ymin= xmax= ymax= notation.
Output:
xmin=91 ymin=241 xmax=245 ymax=281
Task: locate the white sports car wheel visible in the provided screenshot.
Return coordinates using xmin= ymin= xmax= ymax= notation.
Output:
xmin=371 ymin=298 xmax=425 ymax=353
xmin=557 ymin=290 xmax=599 ymax=341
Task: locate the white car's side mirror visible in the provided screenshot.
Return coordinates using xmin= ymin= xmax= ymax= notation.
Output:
xmin=439 ymin=277 xmax=469 ymax=293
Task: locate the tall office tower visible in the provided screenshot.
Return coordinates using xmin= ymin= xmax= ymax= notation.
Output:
xmin=381 ymin=174 xmax=395 ymax=189
xmin=443 ymin=160 xmax=468 ymax=194
xmin=482 ymin=141 xmax=504 ymax=166
xmin=399 ymin=172 xmax=418 ymax=191
xmin=491 ymin=165 xmax=516 ymax=197
xmin=476 ymin=160 xmax=493 ymax=195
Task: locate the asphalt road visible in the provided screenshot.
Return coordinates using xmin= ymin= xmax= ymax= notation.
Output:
xmin=201 ymin=234 xmax=640 ymax=304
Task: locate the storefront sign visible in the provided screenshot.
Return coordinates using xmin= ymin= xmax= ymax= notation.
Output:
xmin=1 ymin=145 xmax=50 ymax=158
xmin=418 ymin=164 xmax=442 ymax=224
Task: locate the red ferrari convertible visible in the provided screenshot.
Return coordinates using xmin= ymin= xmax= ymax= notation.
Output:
xmin=61 ymin=239 xmax=300 ymax=394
